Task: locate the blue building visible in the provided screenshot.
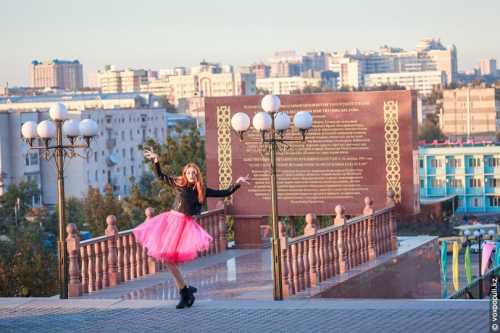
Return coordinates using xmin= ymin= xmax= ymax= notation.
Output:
xmin=419 ymin=144 xmax=500 ymax=214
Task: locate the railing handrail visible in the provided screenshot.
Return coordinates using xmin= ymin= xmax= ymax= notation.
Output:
xmin=67 ymin=207 xmax=229 ymax=298
xmin=287 ymin=206 xmax=391 ymax=245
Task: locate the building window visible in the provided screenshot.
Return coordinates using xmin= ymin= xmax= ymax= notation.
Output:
xmin=121 ymin=131 xmax=125 ymax=141
xmin=489 ymin=196 xmax=500 ymax=207
xmin=430 ymin=159 xmax=442 ymax=168
xmin=95 ymin=170 xmax=98 ymax=182
xmin=123 ymin=168 xmax=126 ymax=176
xmin=469 ymin=178 xmax=482 ymax=187
xmin=491 ymin=178 xmax=500 ymax=188
xmin=449 ymin=158 xmax=462 ymax=168
xmin=450 ymin=179 xmax=463 ymax=188
xmin=130 ymin=148 xmax=134 ymax=160
xmin=431 ymin=178 xmax=444 ymax=187
xmin=419 ymin=159 xmax=424 ymax=168
xmin=469 ymin=158 xmax=481 ymax=167
xmin=122 ymin=149 xmax=126 ymax=158
xmin=420 ymin=180 xmax=424 ymax=188
xmin=490 ymin=158 xmax=500 ymax=167
xmin=473 ymin=198 xmax=481 ymax=207
xmin=94 ymin=152 xmax=98 ymax=162
xmin=131 ymin=166 xmax=134 ymax=176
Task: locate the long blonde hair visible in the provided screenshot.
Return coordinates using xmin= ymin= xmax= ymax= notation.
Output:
xmin=174 ymin=163 xmax=205 ymax=203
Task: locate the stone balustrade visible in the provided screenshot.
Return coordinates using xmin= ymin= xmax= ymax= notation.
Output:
xmin=279 ymin=200 xmax=397 ymax=297
xmin=66 ymin=207 xmax=227 ymax=297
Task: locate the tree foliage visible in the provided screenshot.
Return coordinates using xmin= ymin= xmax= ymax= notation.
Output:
xmin=0 ymin=182 xmax=57 ymax=296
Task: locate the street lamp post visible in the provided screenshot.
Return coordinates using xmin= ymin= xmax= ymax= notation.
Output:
xmin=231 ymin=95 xmax=313 ymax=300
xmin=21 ymin=103 xmax=98 ymax=299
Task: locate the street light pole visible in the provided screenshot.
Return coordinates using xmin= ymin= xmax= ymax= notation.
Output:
xmin=231 ymin=95 xmax=312 ymax=300
xmin=21 ymin=103 xmax=98 ymax=299
xmin=269 ymin=114 xmax=283 ymax=300
xmin=55 ymin=120 xmax=68 ymax=299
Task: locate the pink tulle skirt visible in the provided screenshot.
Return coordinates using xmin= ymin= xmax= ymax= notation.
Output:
xmin=133 ymin=210 xmax=213 ymax=264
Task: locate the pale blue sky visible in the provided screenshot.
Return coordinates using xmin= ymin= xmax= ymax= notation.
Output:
xmin=1 ymin=0 xmax=499 ymax=86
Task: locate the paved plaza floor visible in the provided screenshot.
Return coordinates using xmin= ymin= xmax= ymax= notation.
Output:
xmin=0 ymin=298 xmax=489 ymax=333
xmin=0 ymin=238 xmax=491 ymax=332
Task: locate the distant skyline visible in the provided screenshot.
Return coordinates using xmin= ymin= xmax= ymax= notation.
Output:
xmin=1 ymin=0 xmax=499 ymax=86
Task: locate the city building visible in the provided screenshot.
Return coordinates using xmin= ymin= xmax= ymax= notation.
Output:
xmin=31 ymin=59 xmax=83 ymax=91
xmin=98 ymin=66 xmax=148 ymax=93
xmin=440 ymin=87 xmax=500 ymax=139
xmin=0 ymin=92 xmax=157 ymax=112
xmin=364 ymin=70 xmax=446 ymax=96
xmin=256 ymin=75 xmax=336 ymax=95
xmin=0 ymin=93 xmax=168 ymax=205
xmin=480 ymin=59 xmax=498 ymax=77
xmin=141 ymin=63 xmax=256 ymax=105
xmin=419 ymin=144 xmax=500 ymax=214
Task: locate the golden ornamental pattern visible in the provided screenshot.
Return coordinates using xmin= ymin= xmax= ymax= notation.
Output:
xmin=384 ymin=100 xmax=401 ymax=203
xmin=216 ymin=105 xmax=232 ymax=201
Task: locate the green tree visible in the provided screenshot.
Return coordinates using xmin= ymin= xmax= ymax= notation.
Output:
xmin=418 ymin=117 xmax=446 ymax=142
xmin=0 ymin=182 xmax=57 ymax=297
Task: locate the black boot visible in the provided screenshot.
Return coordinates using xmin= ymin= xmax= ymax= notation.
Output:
xmin=176 ymin=286 xmax=190 ymax=309
xmin=186 ymin=286 xmax=197 ymax=307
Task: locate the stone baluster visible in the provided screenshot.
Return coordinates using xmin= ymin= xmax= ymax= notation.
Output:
xmin=80 ymin=245 xmax=88 ymax=294
xmin=367 ymin=214 xmax=376 ymax=260
xmin=94 ymin=242 xmax=103 ymax=290
xmin=87 ymin=244 xmax=96 ymax=292
xmin=323 ymin=232 xmax=332 ymax=279
xmin=301 ymin=240 xmax=310 ymax=288
xmin=308 ymin=236 xmax=318 ymax=288
xmin=129 ymin=234 xmax=137 ymax=280
xmin=101 ymin=241 xmax=109 ymax=288
xmin=122 ymin=235 xmax=130 ymax=281
xmin=389 ymin=208 xmax=398 ymax=251
xmin=66 ymin=224 xmax=82 ymax=297
xmin=327 ymin=231 xmax=335 ymax=277
xmin=337 ymin=228 xmax=347 ymax=274
xmin=218 ymin=213 xmax=227 ymax=253
xmin=360 ymin=219 xmax=368 ymax=264
xmin=105 ymin=215 xmax=120 ymax=286
xmin=317 ymin=234 xmax=325 ymax=282
xmin=209 ymin=217 xmax=215 ymax=255
xmin=291 ymin=243 xmax=299 ymax=293
xmin=135 ymin=235 xmax=143 ymax=278
xmin=142 ymin=246 xmax=149 ymax=275
xmin=354 ymin=223 xmax=360 ymax=267
xmin=331 ymin=231 xmax=339 ymax=275
xmin=297 ymin=241 xmax=305 ymax=292
xmin=279 ymin=222 xmax=290 ymax=296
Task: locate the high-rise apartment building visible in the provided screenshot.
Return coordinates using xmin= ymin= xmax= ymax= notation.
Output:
xmin=480 ymin=59 xmax=498 ymax=77
xmin=364 ymin=71 xmax=447 ymax=96
xmin=98 ymin=66 xmax=148 ymax=93
xmin=441 ymin=87 xmax=500 ymax=138
xmin=31 ymin=59 xmax=83 ymax=91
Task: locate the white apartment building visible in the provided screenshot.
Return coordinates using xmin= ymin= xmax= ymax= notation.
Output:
xmin=256 ymin=76 xmax=335 ymax=95
xmin=0 ymin=93 xmax=156 ymax=112
xmin=0 ymin=94 xmax=168 ymax=206
xmin=98 ymin=66 xmax=148 ymax=93
xmin=364 ymin=70 xmax=447 ymax=96
xmin=480 ymin=59 xmax=498 ymax=77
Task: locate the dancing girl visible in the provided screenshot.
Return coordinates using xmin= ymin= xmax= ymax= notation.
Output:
xmin=133 ymin=147 xmax=249 ymax=309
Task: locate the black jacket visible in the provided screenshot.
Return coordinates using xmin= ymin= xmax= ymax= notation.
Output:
xmin=153 ymin=161 xmax=240 ymax=216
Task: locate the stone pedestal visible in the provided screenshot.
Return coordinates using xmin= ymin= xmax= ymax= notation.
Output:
xmin=234 ymin=215 xmax=268 ymax=249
